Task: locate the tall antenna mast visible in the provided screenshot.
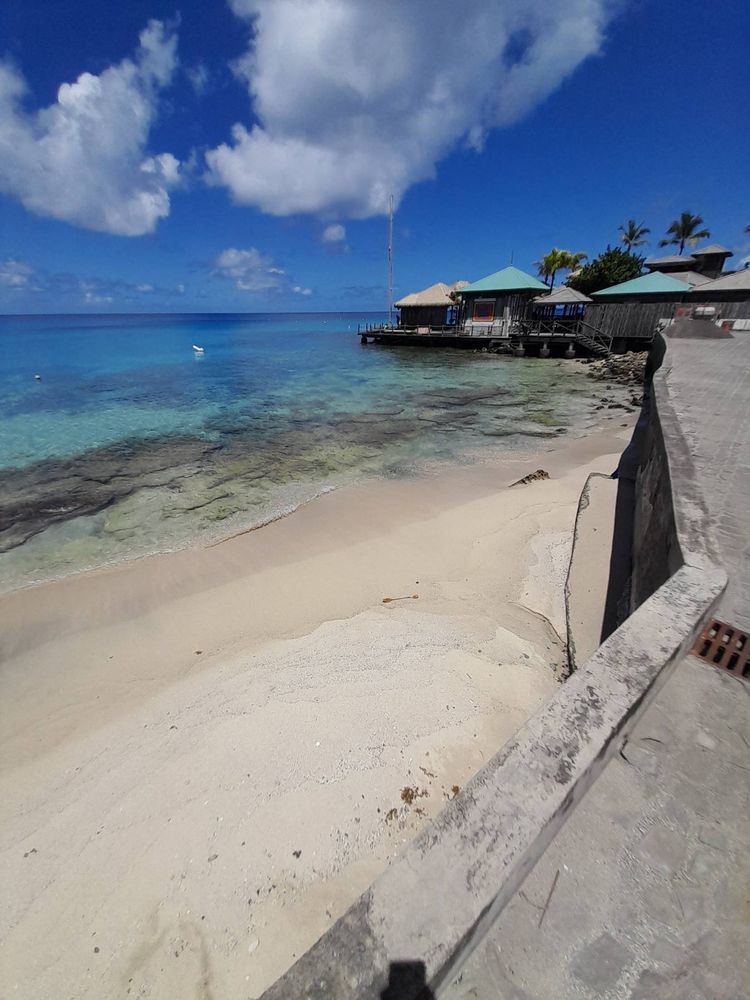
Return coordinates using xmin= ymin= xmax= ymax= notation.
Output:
xmin=387 ymin=194 xmax=394 ymax=325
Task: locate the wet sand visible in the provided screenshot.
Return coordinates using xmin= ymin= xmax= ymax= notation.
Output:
xmin=0 ymin=416 xmax=633 ymax=999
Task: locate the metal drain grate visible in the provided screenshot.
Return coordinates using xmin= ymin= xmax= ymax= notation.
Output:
xmin=691 ymin=619 xmax=750 ymax=680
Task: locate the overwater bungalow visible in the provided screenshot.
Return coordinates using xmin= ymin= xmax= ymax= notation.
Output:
xmin=360 ymin=265 xmax=611 ymax=354
xmin=457 ymin=266 xmax=548 ymax=336
xmin=394 ymin=281 xmax=468 ymax=330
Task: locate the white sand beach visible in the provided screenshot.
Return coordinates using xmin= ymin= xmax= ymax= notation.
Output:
xmin=0 ymin=419 xmax=633 ymax=999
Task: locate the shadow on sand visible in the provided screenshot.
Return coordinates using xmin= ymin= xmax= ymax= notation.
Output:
xmin=380 ymin=961 xmax=435 ymax=1000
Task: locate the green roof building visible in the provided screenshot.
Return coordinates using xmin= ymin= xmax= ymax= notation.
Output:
xmin=461 ymin=266 xmax=548 ymax=294
xmin=591 ymin=271 xmax=690 ymax=301
xmin=458 ymin=266 xmax=549 ymax=334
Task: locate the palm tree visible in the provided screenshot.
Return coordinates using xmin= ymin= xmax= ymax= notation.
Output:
xmin=618 ymin=219 xmax=650 ymax=253
xmin=536 ymin=248 xmax=587 ymax=289
xmin=536 ymin=249 xmax=564 ymax=288
xmin=564 ymin=250 xmax=588 ymax=273
xmin=659 ymin=212 xmax=710 ymax=254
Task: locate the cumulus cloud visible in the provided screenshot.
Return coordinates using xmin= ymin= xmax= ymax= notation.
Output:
xmin=0 ymin=20 xmax=180 ymax=235
xmin=214 ymin=246 xmax=287 ymax=292
xmin=214 ymin=246 xmax=312 ymax=296
xmin=206 ymin=0 xmax=617 ymax=218
xmin=322 ymin=223 xmax=346 ymax=243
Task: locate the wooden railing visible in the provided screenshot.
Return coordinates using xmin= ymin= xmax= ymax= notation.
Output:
xmin=358 ymin=323 xmax=460 ymax=335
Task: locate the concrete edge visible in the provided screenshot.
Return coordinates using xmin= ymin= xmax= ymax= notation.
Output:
xmin=564 ymin=471 xmax=614 ymax=674
xmin=649 ymin=342 xmax=723 ymax=573
xmin=260 ymin=333 xmax=728 ymax=1000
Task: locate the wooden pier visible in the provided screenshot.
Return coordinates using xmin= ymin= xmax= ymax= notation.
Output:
xmin=357 ymin=301 xmax=723 ymax=356
xmin=358 ymin=316 xmax=614 ymax=357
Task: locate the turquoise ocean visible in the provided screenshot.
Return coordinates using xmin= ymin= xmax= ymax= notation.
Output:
xmin=0 ymin=312 xmax=612 ymax=592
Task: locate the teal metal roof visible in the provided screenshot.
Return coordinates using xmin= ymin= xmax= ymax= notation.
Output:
xmin=461 ymin=265 xmax=548 ymax=294
xmin=591 ymin=271 xmax=689 ymax=297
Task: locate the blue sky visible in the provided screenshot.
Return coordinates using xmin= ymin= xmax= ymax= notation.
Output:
xmin=1 ymin=0 xmax=748 ymax=314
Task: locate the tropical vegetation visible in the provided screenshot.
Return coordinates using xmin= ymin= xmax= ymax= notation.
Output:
xmin=659 ymin=212 xmax=710 ymax=254
xmin=566 ymin=246 xmax=644 ymax=296
xmin=535 ymin=248 xmax=588 ymax=288
xmin=618 ymin=219 xmax=650 ymax=253
xmin=533 ymin=210 xmax=733 ymax=293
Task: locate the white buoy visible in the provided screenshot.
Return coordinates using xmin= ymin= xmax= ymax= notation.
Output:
xmin=34 ymin=374 xmax=41 ymax=380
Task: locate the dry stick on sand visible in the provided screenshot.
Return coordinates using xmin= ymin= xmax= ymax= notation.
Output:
xmin=538 ymin=869 xmax=560 ymax=928
xmin=382 ymin=594 xmax=419 ymax=604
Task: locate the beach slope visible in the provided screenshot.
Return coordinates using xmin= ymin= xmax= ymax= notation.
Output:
xmin=0 ymin=426 xmax=631 ymax=999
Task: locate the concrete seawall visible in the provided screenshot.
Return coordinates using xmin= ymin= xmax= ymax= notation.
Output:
xmin=260 ymin=334 xmax=727 ymax=1000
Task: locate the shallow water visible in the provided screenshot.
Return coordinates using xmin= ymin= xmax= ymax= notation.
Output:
xmin=0 ymin=312 xmax=617 ymax=591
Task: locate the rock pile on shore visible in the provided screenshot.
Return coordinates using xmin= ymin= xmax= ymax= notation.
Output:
xmin=578 ymin=351 xmax=648 ymax=387
xmin=575 ymin=351 xmax=648 ymax=413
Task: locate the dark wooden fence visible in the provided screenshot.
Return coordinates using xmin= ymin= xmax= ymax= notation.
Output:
xmin=583 ymin=302 xmax=674 ymax=341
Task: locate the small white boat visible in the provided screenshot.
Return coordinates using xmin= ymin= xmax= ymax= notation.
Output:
xmin=192 ymin=344 xmax=205 ymax=354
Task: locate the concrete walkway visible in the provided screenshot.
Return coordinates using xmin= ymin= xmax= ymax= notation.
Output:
xmin=445 ymin=657 xmax=749 ymax=999
xmin=445 ymin=335 xmax=750 ymax=999
xmin=661 ymin=335 xmax=750 ymax=631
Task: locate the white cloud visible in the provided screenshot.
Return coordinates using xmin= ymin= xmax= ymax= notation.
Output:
xmin=214 ymin=246 xmax=288 ymax=293
xmin=322 ymin=223 xmax=346 ymax=243
xmin=207 ymin=0 xmax=616 ymax=218
xmin=213 ymin=246 xmax=312 ymax=296
xmin=83 ymin=290 xmax=114 ymax=305
xmin=0 ymin=20 xmax=180 ymax=235
xmin=136 ymin=283 xmax=154 ymax=292
xmin=0 ymin=258 xmax=35 ymax=288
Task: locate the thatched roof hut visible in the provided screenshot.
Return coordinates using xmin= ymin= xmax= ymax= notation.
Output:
xmin=395 ymin=281 xmax=468 ymax=328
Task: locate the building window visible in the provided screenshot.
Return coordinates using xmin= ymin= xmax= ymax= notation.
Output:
xmin=473 ymin=299 xmax=495 ymax=322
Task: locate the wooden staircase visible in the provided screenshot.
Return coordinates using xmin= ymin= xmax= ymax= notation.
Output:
xmin=575 ymin=321 xmax=612 ymax=356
